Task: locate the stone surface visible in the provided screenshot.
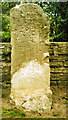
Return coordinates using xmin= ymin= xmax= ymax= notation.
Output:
xmin=10 ymin=3 xmax=50 ymax=75
xmin=10 ymin=3 xmax=52 ymax=111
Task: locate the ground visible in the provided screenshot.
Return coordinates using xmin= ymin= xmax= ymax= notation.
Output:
xmin=2 ymin=84 xmax=67 ymax=119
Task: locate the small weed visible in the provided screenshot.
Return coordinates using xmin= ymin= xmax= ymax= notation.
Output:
xmin=9 ymin=111 xmax=17 ymax=116
xmin=53 ymin=112 xmax=60 ymax=116
xmin=20 ymin=112 xmax=26 ymax=117
xmin=8 ymin=108 xmax=14 ymax=111
xmin=64 ymin=101 xmax=68 ymax=104
xmin=14 ymin=110 xmax=20 ymax=114
xmin=2 ymin=93 xmax=7 ymax=98
xmin=59 ymin=96 xmax=65 ymax=99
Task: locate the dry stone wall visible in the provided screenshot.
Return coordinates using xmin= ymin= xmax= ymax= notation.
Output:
xmin=0 ymin=43 xmax=11 ymax=87
xmin=49 ymin=42 xmax=68 ymax=85
xmin=0 ymin=42 xmax=68 ymax=86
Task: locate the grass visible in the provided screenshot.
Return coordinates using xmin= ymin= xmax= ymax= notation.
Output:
xmin=2 ymin=85 xmax=66 ymax=118
xmin=53 ymin=112 xmax=61 ymax=117
xmin=2 ymin=108 xmax=26 ymax=118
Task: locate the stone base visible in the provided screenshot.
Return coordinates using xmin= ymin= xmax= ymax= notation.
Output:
xmin=10 ymin=88 xmax=52 ymax=112
xmin=10 ymin=60 xmax=52 ymax=112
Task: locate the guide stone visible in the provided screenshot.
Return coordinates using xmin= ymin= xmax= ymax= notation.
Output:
xmin=10 ymin=3 xmax=52 ymax=112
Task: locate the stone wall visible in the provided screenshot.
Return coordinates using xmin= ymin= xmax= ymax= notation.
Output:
xmin=0 ymin=42 xmax=68 ymax=86
xmin=49 ymin=42 xmax=68 ymax=85
xmin=0 ymin=43 xmax=11 ymax=87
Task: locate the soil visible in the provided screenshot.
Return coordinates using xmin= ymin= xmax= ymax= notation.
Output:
xmin=2 ymin=85 xmax=67 ymax=118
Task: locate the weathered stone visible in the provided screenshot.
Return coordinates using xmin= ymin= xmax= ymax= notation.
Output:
xmin=10 ymin=3 xmax=52 ymax=111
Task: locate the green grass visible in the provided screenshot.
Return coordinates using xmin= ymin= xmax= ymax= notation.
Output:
xmin=2 ymin=108 xmax=26 ymax=118
xmin=53 ymin=112 xmax=61 ymax=116
xmin=9 ymin=110 xmax=26 ymax=117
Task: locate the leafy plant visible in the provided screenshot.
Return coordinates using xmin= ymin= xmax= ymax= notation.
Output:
xmin=2 ymin=93 xmax=7 ymax=98
xmin=53 ymin=112 xmax=61 ymax=116
xmin=20 ymin=112 xmax=26 ymax=117
xmin=9 ymin=111 xmax=16 ymax=116
xmin=36 ymin=2 xmax=68 ymax=42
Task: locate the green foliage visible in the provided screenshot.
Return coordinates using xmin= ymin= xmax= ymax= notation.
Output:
xmin=2 ymin=2 xmax=68 ymax=42
xmin=2 ymin=2 xmax=20 ymax=15
xmin=2 ymin=2 xmax=20 ymax=42
xmin=2 ymin=15 xmax=10 ymax=42
xmin=37 ymin=2 xmax=68 ymax=42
